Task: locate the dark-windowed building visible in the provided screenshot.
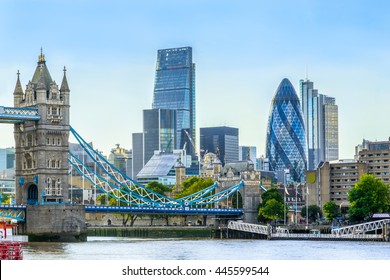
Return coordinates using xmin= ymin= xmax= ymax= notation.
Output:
xmin=132 ymin=109 xmax=176 ymax=177
xmin=143 ymin=108 xmax=177 ymax=164
xmin=200 ymin=126 xmax=239 ymax=166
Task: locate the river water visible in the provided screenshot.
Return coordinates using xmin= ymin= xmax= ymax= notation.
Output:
xmin=23 ymin=236 xmax=390 ymax=260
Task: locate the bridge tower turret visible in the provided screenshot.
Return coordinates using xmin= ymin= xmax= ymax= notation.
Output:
xmin=13 ymin=71 xmax=24 ymax=106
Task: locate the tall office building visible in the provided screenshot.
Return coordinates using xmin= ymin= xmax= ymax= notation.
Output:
xmin=239 ymin=146 xmax=257 ymax=163
xmin=300 ymin=79 xmax=339 ymax=170
xmin=132 ymin=133 xmax=144 ymax=178
xmin=266 ymin=78 xmax=307 ymax=182
xmin=131 ymin=109 xmax=176 ymax=177
xmin=143 ymin=108 xmax=177 ymax=164
xmin=200 ymin=126 xmax=239 ymax=166
xmin=152 ymin=47 xmax=196 ymax=156
xmin=0 ymin=148 xmax=15 ymax=171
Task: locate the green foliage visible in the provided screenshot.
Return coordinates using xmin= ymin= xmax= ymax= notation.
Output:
xmin=0 ymin=193 xmax=10 ymax=204
xmin=323 ymin=201 xmax=339 ymax=221
xmin=174 ymin=177 xmax=214 ymax=199
xmin=146 ymin=181 xmax=172 ymax=195
xmin=348 ymin=174 xmax=390 ymax=222
xmin=96 ymin=189 xmax=138 ymax=226
xmin=301 ymin=205 xmax=323 ymax=223
xmin=258 ymin=198 xmax=285 ymax=221
xmin=261 ymin=188 xmax=284 ymax=204
xmin=257 ymin=188 xmax=286 ymax=223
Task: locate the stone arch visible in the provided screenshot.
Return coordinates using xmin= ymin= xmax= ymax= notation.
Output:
xmin=27 ymin=184 xmax=38 ymax=205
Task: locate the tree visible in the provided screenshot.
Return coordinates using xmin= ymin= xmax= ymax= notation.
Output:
xmin=174 ymin=177 xmax=214 ymax=199
xmin=323 ymin=201 xmax=339 ymax=221
xmin=0 ymin=193 xmax=10 ymax=204
xmin=146 ymin=181 xmax=172 ymax=195
xmin=348 ymin=174 xmax=390 ymax=222
xmin=257 ymin=188 xmax=286 ymax=223
xmin=97 ymin=189 xmax=138 ymax=226
xmin=301 ymin=205 xmax=322 ymax=223
xmin=145 ymin=181 xmax=172 ymax=225
xmin=259 ymin=198 xmax=285 ymax=222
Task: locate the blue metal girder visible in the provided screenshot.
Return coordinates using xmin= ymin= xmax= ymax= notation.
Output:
xmin=0 ymin=106 xmax=40 ymax=123
xmin=85 ymin=205 xmax=243 ymax=216
xmin=69 ymin=126 xmax=178 ymax=205
xmin=0 ymin=205 xmax=26 ymax=222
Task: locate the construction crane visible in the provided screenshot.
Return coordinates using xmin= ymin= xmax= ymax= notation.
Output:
xmin=183 ymin=129 xmax=196 ymax=153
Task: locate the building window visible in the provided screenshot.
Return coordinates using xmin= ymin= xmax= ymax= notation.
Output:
xmin=27 ymin=135 xmax=33 ymax=147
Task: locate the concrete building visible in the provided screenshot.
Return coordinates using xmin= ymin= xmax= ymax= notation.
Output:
xmin=131 ymin=133 xmax=144 ymax=178
xmin=306 ymin=160 xmax=367 ymax=209
xmin=108 ymin=144 xmax=131 ymax=175
xmin=306 ymin=137 xmax=390 ymax=210
xmin=355 ymin=138 xmax=390 ymax=184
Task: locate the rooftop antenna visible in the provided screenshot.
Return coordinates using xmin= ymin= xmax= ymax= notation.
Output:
xmin=305 ymin=64 xmax=308 ymax=81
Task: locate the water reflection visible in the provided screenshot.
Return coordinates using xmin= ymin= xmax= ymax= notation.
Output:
xmin=23 ymin=237 xmax=390 ymax=260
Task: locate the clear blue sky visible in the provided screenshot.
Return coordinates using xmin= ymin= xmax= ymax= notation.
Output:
xmin=1 ymin=0 xmax=389 ymax=159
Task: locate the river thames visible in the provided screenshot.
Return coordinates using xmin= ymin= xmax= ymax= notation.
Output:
xmin=23 ymin=236 xmax=390 ymax=260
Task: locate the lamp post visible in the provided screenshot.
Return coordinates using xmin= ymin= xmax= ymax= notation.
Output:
xmin=284 ymin=186 xmax=286 ymax=225
xmin=295 ymin=183 xmax=298 ymax=224
xmin=306 ymin=184 xmax=309 ymax=225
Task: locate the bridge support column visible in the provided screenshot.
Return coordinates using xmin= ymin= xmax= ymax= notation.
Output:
xmin=24 ymin=205 xmax=87 ymax=242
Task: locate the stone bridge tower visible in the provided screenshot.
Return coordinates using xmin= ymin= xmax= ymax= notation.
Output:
xmin=11 ymin=51 xmax=86 ymax=241
xmin=14 ymin=50 xmax=70 ymax=205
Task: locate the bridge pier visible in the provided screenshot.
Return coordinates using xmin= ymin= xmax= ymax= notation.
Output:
xmin=22 ymin=204 xmax=87 ymax=242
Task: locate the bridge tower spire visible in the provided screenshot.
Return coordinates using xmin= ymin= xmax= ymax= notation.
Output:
xmin=13 ymin=70 xmax=24 ymax=106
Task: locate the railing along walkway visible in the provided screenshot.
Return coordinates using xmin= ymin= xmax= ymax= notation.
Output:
xmin=332 ymin=219 xmax=390 ymax=235
xmin=272 ymin=232 xmax=383 ymax=240
xmin=228 ymin=221 xmax=289 ymax=236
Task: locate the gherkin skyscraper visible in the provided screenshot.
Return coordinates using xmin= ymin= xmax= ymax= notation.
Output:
xmin=266 ymin=78 xmax=307 ymax=182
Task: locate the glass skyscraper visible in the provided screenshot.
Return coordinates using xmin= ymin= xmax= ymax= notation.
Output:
xmin=152 ymin=47 xmax=196 ymax=156
xmin=300 ymin=79 xmax=339 ymax=170
xmin=266 ymin=78 xmax=307 ymax=182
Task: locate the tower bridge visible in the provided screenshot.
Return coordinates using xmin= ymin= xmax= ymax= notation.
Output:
xmin=0 ymin=52 xmax=260 ymax=241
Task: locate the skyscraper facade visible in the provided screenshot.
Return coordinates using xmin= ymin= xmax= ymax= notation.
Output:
xmin=239 ymin=146 xmax=257 ymax=163
xmin=0 ymin=148 xmax=15 ymax=172
xmin=300 ymin=79 xmax=339 ymax=170
xmin=143 ymin=108 xmax=177 ymax=164
xmin=266 ymin=78 xmax=307 ymax=182
xmin=131 ymin=109 xmax=176 ymax=178
xmin=200 ymin=126 xmax=239 ymax=166
xmin=152 ymin=47 xmax=196 ymax=156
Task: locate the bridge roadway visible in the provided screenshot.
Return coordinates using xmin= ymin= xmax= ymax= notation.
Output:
xmin=0 ymin=204 xmax=243 ymax=221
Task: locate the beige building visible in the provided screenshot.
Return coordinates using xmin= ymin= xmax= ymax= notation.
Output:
xmin=306 ymin=137 xmax=390 ymax=210
xmin=355 ymin=138 xmax=390 ymax=184
xmin=306 ymin=160 xmax=367 ymax=209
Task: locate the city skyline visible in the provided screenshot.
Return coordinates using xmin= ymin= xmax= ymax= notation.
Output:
xmin=1 ymin=1 xmax=390 ymax=160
